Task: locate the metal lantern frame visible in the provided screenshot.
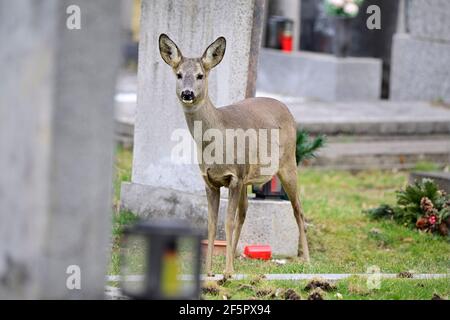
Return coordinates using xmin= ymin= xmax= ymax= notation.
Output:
xmin=120 ymin=220 xmax=203 ymax=300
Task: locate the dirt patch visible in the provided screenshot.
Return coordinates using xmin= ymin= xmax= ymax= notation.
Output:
xmin=305 ymin=278 xmax=336 ymax=291
xmin=201 ymin=281 xmax=220 ymax=296
xmin=255 ymin=288 xmax=274 ymax=298
xmin=270 ymin=288 xmax=283 ymax=299
xmin=217 ymin=276 xmax=229 ymax=286
xmin=284 ymin=288 xmax=301 ymax=300
xmin=431 ymin=293 xmax=444 ymax=300
xmin=308 ymin=288 xmax=325 ymax=300
xmin=250 ymin=274 xmax=266 ymax=286
xmin=397 ymin=271 xmax=413 ymax=278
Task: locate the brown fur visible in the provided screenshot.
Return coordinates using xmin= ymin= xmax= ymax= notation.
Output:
xmin=159 ymin=34 xmax=310 ymax=275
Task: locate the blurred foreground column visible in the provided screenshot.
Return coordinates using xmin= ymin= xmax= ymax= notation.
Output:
xmin=0 ymin=0 xmax=121 ymax=299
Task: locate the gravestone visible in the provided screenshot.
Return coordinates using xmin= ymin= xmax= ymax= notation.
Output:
xmin=390 ymin=0 xmax=450 ymax=103
xmin=120 ymin=0 xmax=301 ymax=255
xmin=0 ymin=0 xmax=121 ymax=299
xmin=121 ymin=184 xmax=299 ymax=256
xmin=121 ymin=0 xmax=265 ymax=196
xmin=126 ymin=0 xmax=265 ymax=195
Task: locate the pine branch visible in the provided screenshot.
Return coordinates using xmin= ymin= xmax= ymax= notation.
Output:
xmin=296 ymin=129 xmax=326 ymax=165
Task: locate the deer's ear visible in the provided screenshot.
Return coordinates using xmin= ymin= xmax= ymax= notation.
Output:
xmin=159 ymin=34 xmax=182 ymax=68
xmin=201 ymin=37 xmax=226 ymax=70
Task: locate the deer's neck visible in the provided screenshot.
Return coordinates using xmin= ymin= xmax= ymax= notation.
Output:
xmin=184 ymin=95 xmax=221 ymax=139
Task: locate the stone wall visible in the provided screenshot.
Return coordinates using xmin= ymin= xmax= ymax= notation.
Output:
xmin=390 ymin=0 xmax=450 ymax=102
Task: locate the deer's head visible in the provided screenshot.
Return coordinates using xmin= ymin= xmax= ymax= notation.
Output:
xmin=159 ymin=34 xmax=226 ymax=110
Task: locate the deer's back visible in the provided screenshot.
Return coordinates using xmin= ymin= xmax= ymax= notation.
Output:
xmin=201 ymin=97 xmax=297 ymax=187
xmin=217 ymin=97 xmax=296 ymax=132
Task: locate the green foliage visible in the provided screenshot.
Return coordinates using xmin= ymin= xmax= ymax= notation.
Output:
xmin=112 ymin=210 xmax=139 ymax=236
xmin=365 ymin=179 xmax=450 ymax=232
xmin=395 ymin=179 xmax=440 ymax=226
xmin=296 ymin=129 xmax=326 ymax=165
xmin=324 ymin=0 xmax=364 ymax=18
xmin=113 ymin=145 xmax=133 ymax=206
xmin=413 ymin=161 xmax=441 ymax=172
xmin=397 ymin=179 xmax=440 ymax=208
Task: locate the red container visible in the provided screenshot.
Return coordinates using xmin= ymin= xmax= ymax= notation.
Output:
xmin=280 ymin=34 xmax=293 ymax=52
xmin=243 ymin=245 xmax=272 ymax=260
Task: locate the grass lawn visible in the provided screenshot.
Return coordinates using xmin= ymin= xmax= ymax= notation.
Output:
xmin=111 ymin=146 xmax=449 ymax=300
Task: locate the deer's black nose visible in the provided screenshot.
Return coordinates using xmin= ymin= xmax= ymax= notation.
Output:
xmin=181 ymin=90 xmax=195 ymax=101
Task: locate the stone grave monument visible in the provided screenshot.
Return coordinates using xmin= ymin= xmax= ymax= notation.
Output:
xmin=121 ymin=0 xmax=299 ymax=256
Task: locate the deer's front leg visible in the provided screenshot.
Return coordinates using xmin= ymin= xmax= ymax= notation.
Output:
xmin=205 ymin=185 xmax=220 ymax=276
xmin=224 ymin=176 xmax=243 ymax=276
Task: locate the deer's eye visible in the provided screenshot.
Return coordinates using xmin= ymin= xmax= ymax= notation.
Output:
xmin=196 ymin=74 xmax=204 ymax=80
xmin=177 ymin=73 xmax=182 ymax=79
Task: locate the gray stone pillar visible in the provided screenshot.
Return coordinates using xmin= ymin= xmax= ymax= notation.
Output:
xmin=390 ymin=0 xmax=450 ymax=102
xmin=0 ymin=0 xmax=121 ymax=299
xmin=126 ymin=0 xmax=265 ymax=195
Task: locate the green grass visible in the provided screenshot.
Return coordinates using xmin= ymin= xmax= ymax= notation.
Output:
xmin=111 ymin=147 xmax=449 ymax=299
xmin=412 ymin=161 xmax=442 ymax=172
xmin=110 ymin=146 xmax=137 ymax=275
xmin=206 ymin=170 xmax=449 ymax=275
xmin=113 ymin=145 xmax=133 ymax=208
xmin=203 ymin=277 xmax=449 ymax=300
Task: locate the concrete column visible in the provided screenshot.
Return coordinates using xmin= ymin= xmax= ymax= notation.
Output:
xmin=0 ymin=0 xmax=121 ymax=299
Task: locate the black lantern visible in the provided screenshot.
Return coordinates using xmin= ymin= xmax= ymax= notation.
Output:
xmin=120 ymin=220 xmax=203 ymax=300
xmin=253 ymin=176 xmax=288 ymax=200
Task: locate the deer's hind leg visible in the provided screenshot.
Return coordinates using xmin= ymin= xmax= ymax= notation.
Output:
xmin=231 ymin=188 xmax=248 ymax=257
xmin=277 ymin=163 xmax=310 ymax=262
xmin=205 ymin=185 xmax=220 ymax=276
xmin=224 ymin=176 xmax=243 ymax=276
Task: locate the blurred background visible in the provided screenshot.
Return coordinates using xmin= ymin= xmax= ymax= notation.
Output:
xmin=116 ymin=0 xmax=450 ymax=171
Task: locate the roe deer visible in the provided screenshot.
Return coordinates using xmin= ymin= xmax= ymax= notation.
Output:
xmin=159 ymin=34 xmax=309 ymax=276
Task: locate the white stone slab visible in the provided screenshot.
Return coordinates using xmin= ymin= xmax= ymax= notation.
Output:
xmin=131 ymin=0 xmax=265 ymax=194
xmin=256 ymin=49 xmax=382 ymax=101
xmin=120 ymin=183 xmax=299 ymax=256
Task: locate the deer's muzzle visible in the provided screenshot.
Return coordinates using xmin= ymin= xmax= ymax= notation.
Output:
xmin=181 ymin=90 xmax=195 ymax=103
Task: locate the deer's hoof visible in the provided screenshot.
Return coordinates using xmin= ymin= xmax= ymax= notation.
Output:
xmin=299 ymin=255 xmax=311 ymax=263
xmin=222 ymin=271 xmax=234 ymax=279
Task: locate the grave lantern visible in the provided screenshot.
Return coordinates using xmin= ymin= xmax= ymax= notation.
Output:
xmin=120 ymin=220 xmax=203 ymax=300
xmin=253 ymin=176 xmax=288 ymax=200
